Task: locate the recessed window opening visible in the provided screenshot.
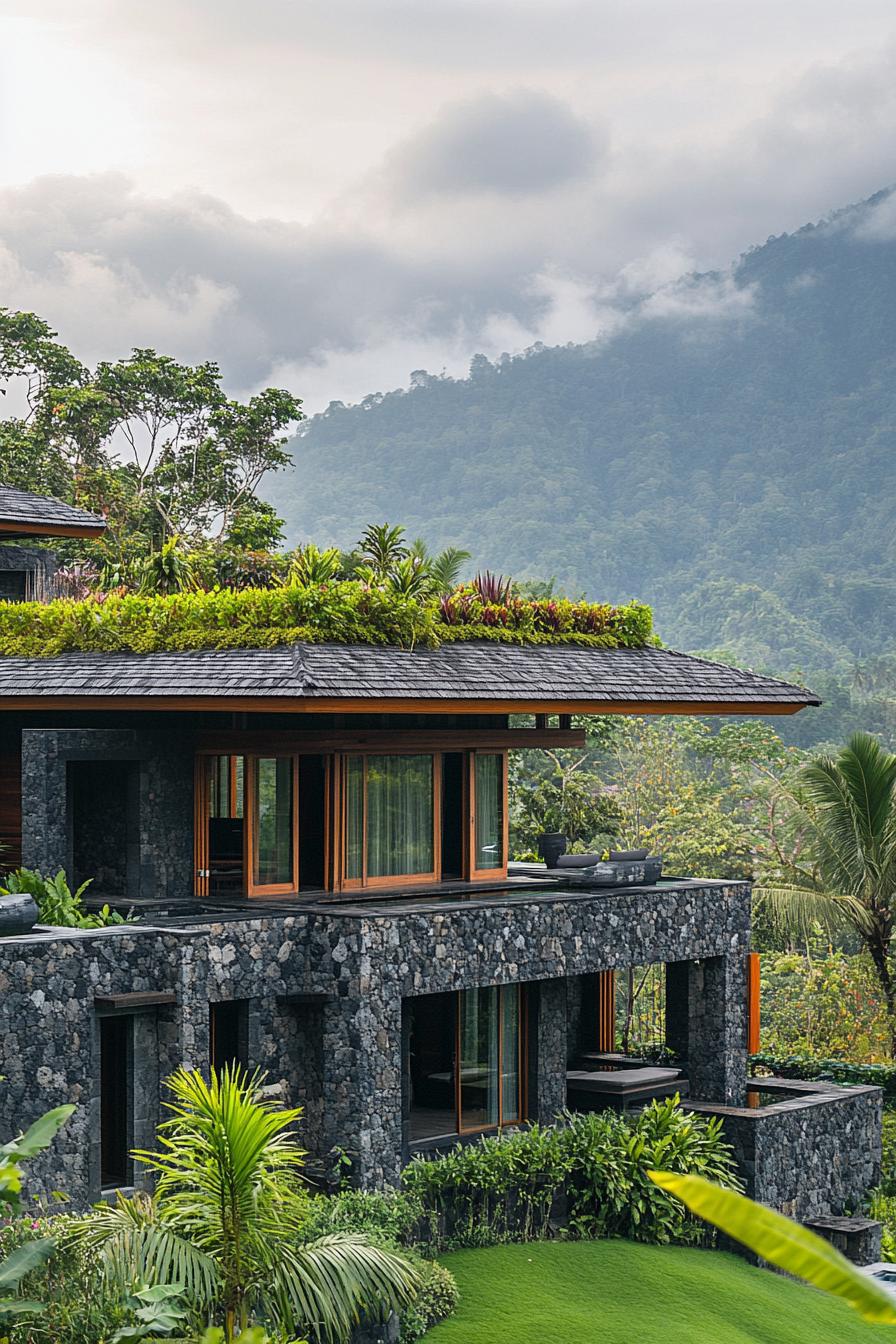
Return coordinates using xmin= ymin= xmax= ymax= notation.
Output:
xmin=69 ymin=759 xmax=139 ymax=899
xmin=210 ymin=999 xmax=249 ymax=1073
xmin=100 ymin=1015 xmax=133 ymax=1189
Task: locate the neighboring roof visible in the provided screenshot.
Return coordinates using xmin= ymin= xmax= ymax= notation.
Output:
xmin=0 ymin=640 xmax=820 ymax=713
xmin=0 ymin=486 xmax=106 ymax=539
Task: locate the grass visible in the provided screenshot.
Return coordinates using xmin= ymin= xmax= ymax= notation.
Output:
xmin=425 ymin=1240 xmax=895 ymax=1343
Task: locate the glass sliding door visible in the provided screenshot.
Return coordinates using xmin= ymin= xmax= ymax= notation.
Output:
xmin=471 ymin=753 xmax=505 ymax=875
xmin=248 ymin=756 xmax=297 ymax=895
xmin=458 ymin=986 xmax=500 ymax=1130
xmin=344 ymin=755 xmax=365 ymax=883
xmin=342 ymin=753 xmax=437 ymax=886
xmin=457 ymin=985 xmax=522 ymax=1132
xmin=499 ymin=984 xmax=521 ymax=1123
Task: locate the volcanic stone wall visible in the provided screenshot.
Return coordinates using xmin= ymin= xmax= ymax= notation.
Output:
xmin=0 ymin=878 xmax=753 ymax=1201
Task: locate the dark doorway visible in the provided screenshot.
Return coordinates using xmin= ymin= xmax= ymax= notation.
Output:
xmin=69 ymin=760 xmax=139 ymax=898
xmin=406 ymin=991 xmax=457 ymax=1141
xmin=100 ymin=1015 xmax=132 ymax=1189
xmin=210 ymin=1000 xmax=249 ymax=1073
xmin=441 ymin=753 xmax=464 ymax=880
xmin=299 ymin=755 xmax=327 ymax=889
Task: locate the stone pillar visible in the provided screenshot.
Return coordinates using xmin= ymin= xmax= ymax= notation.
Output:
xmin=665 ymin=955 xmax=746 ymax=1104
xmin=534 ymin=977 xmax=568 ymax=1123
xmin=321 ymin=992 xmax=404 ymax=1189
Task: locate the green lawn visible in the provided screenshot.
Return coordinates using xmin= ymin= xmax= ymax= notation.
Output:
xmin=426 ymin=1240 xmax=895 ymax=1343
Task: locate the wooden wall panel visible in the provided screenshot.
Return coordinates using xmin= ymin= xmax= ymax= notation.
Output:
xmin=0 ymin=746 xmax=22 ymax=871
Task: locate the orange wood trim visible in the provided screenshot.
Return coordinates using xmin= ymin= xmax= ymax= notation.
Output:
xmin=337 ymin=751 xmax=441 ymax=890
xmin=467 ymin=750 xmax=509 ymax=881
xmin=195 ymin=729 xmax=586 ymax=753
xmin=0 ymin=696 xmax=812 ymax=716
xmin=193 ymin=756 xmax=210 ymax=898
xmin=597 ymin=970 xmax=616 ymax=1052
xmin=747 ymin=952 xmax=761 ymax=1055
xmin=246 ymin=754 xmax=299 ymax=897
xmin=0 ymin=519 xmax=106 ymax=539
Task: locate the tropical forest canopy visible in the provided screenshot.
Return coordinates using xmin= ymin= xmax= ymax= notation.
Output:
xmin=271 ymin=187 xmax=896 ymax=746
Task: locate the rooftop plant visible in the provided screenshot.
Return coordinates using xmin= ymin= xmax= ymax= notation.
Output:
xmin=0 ymin=581 xmax=654 ymax=657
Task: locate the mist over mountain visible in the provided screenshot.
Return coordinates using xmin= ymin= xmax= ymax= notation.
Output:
xmin=272 ymin=188 xmax=896 ymax=743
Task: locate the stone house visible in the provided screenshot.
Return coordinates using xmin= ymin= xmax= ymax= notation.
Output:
xmin=0 ymin=489 xmax=881 ymax=1233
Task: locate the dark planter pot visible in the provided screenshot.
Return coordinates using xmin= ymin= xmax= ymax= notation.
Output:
xmin=537 ymin=832 xmax=567 ymax=868
xmin=0 ymin=893 xmax=38 ymax=938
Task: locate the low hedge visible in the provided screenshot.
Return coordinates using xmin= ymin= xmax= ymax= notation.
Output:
xmin=751 ymin=1051 xmax=896 ymax=1103
xmin=0 ymin=583 xmax=654 ymax=656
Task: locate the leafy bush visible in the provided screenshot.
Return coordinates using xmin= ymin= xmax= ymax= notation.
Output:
xmin=0 ymin=582 xmax=653 ymax=657
xmin=402 ymin=1099 xmax=740 ymax=1251
xmin=759 ymin=951 xmax=891 ymax=1062
xmin=301 ymin=1187 xmax=424 ymax=1248
xmin=398 ymin=1258 xmax=459 ymax=1343
xmin=0 ymin=868 xmax=126 ymax=930
xmin=751 ymin=1052 xmax=896 ymax=1104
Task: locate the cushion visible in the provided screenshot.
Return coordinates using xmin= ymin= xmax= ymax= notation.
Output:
xmin=566 ymin=1066 xmax=681 ymax=1093
xmin=555 ymin=853 xmax=603 ymax=868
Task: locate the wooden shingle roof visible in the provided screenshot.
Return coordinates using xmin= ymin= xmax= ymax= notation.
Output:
xmin=0 ymin=641 xmax=819 ymax=714
xmin=0 ymin=486 xmax=106 ymax=539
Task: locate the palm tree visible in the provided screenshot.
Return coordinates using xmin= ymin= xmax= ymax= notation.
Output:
xmin=69 ymin=1067 xmax=419 ymax=1343
xmin=756 ymin=732 xmax=896 ymax=1055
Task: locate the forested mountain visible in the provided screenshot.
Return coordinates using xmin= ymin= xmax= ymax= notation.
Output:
xmin=272 ymin=189 xmax=896 ymax=744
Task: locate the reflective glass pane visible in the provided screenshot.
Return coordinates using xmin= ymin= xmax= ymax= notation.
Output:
xmin=345 ymin=756 xmax=364 ymax=880
xmin=500 ymin=985 xmax=521 ymax=1123
xmin=367 ymin=755 xmax=434 ymax=878
xmin=254 ymin=757 xmax=294 ymax=887
xmin=459 ymin=987 xmax=499 ymax=1129
xmin=474 ymin=754 xmax=503 ymax=870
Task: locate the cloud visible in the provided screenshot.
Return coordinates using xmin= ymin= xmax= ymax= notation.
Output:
xmin=388 ymin=90 xmax=601 ymax=198
xmin=853 ymin=189 xmax=896 ymax=240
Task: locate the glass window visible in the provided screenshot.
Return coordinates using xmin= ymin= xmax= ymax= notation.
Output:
xmin=350 ymin=754 xmax=435 ymax=881
xmin=474 ymin=754 xmax=504 ymax=871
xmin=345 ymin=756 xmax=364 ymax=881
xmin=253 ymin=757 xmax=294 ymax=888
xmin=459 ymin=986 xmax=499 ymax=1129
xmin=209 ymin=755 xmax=244 ymax=820
xmin=500 ymin=985 xmax=521 ymax=1123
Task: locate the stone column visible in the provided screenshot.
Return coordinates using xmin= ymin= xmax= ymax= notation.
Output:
xmin=665 ymin=955 xmax=746 ymax=1104
xmin=534 ymin=977 xmax=568 ymax=1123
xmin=320 ymin=991 xmax=404 ymax=1189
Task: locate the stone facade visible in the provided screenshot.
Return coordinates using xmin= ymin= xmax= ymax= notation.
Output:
xmin=0 ymin=876 xmax=752 ymax=1202
xmin=688 ymin=1076 xmax=882 ymax=1225
xmin=21 ymin=728 xmax=194 ymax=903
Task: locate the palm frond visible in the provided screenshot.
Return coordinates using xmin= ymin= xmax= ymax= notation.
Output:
xmin=64 ymin=1193 xmax=218 ymax=1307
xmin=266 ymin=1234 xmax=420 ymax=1344
xmin=754 ymin=883 xmax=874 ymax=939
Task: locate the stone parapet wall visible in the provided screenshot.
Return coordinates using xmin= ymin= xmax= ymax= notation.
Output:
xmin=687 ymin=1078 xmax=882 ymax=1223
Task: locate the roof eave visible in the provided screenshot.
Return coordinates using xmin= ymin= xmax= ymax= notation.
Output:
xmin=0 ymin=693 xmax=819 ymax=714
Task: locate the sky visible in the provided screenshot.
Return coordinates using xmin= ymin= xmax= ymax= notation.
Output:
xmin=1 ymin=0 xmax=896 ymax=411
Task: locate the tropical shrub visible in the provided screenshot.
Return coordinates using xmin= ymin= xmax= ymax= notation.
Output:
xmin=758 ymin=951 xmax=892 ymax=1062
xmin=0 ymin=868 xmax=126 ymax=930
xmin=0 ymin=583 xmax=653 ymax=657
xmin=402 ymin=1099 xmax=740 ymax=1251
xmin=397 ymin=1258 xmax=458 ymax=1343
xmin=67 ymin=1067 xmax=419 ymax=1344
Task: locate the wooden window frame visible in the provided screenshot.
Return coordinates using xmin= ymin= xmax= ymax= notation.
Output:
xmin=467 ymin=750 xmax=509 ymax=882
xmin=246 ymin=754 xmax=300 ymax=897
xmin=339 ymin=751 xmax=441 ymax=890
xmin=455 ymin=984 xmax=526 ymax=1135
xmin=195 ymin=752 xmax=299 ymax=899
